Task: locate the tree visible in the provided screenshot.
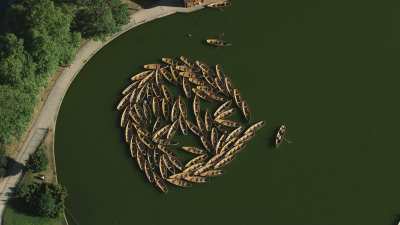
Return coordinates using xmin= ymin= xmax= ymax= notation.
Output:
xmin=2 ymin=0 xmax=81 ymax=76
xmin=73 ymin=0 xmax=129 ymax=39
xmin=27 ymin=145 xmax=48 ymax=173
xmin=16 ymin=181 xmax=67 ymax=218
xmin=110 ymin=0 xmax=130 ymax=26
xmin=74 ymin=0 xmax=117 ymax=39
xmin=0 ymin=33 xmax=35 ymax=86
xmin=0 ymin=85 xmax=36 ymax=145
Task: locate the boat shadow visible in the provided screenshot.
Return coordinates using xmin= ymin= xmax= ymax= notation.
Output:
xmin=391 ymin=214 xmax=400 ymax=225
xmin=131 ymin=0 xmax=184 ymax=9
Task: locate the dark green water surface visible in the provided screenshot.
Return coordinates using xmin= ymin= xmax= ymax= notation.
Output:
xmin=55 ymin=1 xmax=400 ymax=225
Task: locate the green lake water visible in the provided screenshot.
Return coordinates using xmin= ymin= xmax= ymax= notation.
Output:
xmin=55 ymin=1 xmax=400 ymax=225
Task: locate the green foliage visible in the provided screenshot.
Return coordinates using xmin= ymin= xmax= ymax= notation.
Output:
xmin=0 ymin=0 xmax=128 ymax=150
xmin=16 ymin=181 xmax=67 ymax=218
xmin=74 ymin=0 xmax=117 ymax=39
xmin=27 ymin=146 xmax=48 ymax=173
xmin=0 ymin=33 xmax=35 ymax=86
xmin=73 ymin=0 xmax=129 ymax=39
xmin=110 ymin=0 xmax=130 ymax=26
xmin=0 ymin=85 xmax=37 ymax=145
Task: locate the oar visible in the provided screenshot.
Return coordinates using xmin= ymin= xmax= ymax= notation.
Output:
xmin=283 ymin=137 xmax=292 ymax=144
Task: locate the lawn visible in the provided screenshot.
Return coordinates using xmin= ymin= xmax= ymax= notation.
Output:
xmin=3 ymin=204 xmax=66 ymax=225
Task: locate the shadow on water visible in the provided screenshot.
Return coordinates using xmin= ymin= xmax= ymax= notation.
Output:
xmin=132 ymin=0 xmax=184 ymax=9
xmin=391 ymin=215 xmax=400 ymax=225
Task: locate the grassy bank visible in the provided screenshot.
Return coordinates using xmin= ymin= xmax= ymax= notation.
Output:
xmin=3 ymin=131 xmax=66 ymax=225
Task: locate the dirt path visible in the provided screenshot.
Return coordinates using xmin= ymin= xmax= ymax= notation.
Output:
xmin=0 ymin=4 xmax=207 ymax=224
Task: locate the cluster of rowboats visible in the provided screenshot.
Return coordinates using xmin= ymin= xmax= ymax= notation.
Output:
xmin=117 ymin=56 xmax=265 ymax=193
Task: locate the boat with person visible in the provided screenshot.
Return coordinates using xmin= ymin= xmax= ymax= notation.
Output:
xmin=275 ymin=125 xmax=287 ymax=147
xmin=207 ymin=0 xmax=231 ymax=8
xmin=206 ymin=38 xmax=232 ymax=47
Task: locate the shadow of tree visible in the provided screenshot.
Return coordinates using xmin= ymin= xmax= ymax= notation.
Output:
xmin=131 ymin=0 xmax=184 ymax=9
xmin=6 ymin=157 xmax=25 ymax=177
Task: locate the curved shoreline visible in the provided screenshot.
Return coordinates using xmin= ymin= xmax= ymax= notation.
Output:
xmin=0 ymin=4 xmax=206 ymax=224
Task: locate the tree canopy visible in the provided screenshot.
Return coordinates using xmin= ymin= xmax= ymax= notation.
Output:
xmin=16 ymin=182 xmax=68 ymax=218
xmin=0 ymin=0 xmax=129 ymax=180
xmin=27 ymin=145 xmax=48 ymax=173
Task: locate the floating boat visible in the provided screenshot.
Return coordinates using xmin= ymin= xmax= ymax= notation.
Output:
xmin=219 ymin=138 xmax=237 ymax=154
xmin=183 ymin=163 xmax=204 ymax=174
xmin=225 ymin=126 xmax=243 ymax=142
xmin=129 ymin=137 xmax=136 ymax=158
xmin=233 ymin=89 xmax=243 ymax=108
xmin=167 ymin=178 xmax=191 ymax=188
xmin=154 ymin=173 xmax=168 ymax=193
xmin=244 ymin=121 xmax=265 ymax=135
xmin=179 ymin=56 xmax=195 ymax=68
xmin=206 ymin=38 xmax=232 ymax=47
xmin=143 ymin=63 xmax=161 ymax=70
xmin=186 ymin=120 xmax=201 ymax=136
xmin=184 ymin=176 xmax=207 ymax=184
xmin=179 ymin=116 xmax=189 ymax=135
xmin=207 ymin=0 xmax=231 ymax=9
xmin=193 ymin=164 xmax=214 ymax=176
xmin=214 ymin=100 xmax=232 ymax=117
xmin=199 ymin=170 xmax=223 ymax=177
xmin=161 ymin=98 xmax=170 ymax=120
xmin=161 ymin=57 xmax=174 ymax=65
xmin=224 ymin=77 xmax=234 ymax=96
xmin=240 ymin=100 xmax=251 ymax=121
xmin=170 ymin=100 xmax=180 ymax=122
xmin=215 ymin=118 xmax=240 ymax=128
xmin=182 ymin=77 xmax=192 ymax=98
xmin=196 ymin=113 xmax=206 ymax=134
xmin=117 ymin=93 xmax=130 ymax=111
xmin=192 ymin=95 xmax=201 ymax=118
xmin=214 ymin=134 xmax=226 ymax=154
xmin=275 ymin=125 xmax=287 ymax=148
xmin=130 ymin=70 xmax=152 ymax=81
xmin=178 ymin=96 xmax=188 ymax=119
xmin=225 ymin=142 xmax=247 ymax=156
xmin=210 ymin=128 xmax=219 ymax=148
xmin=213 ymin=154 xmax=235 ymax=169
xmin=158 ymin=156 xmax=169 ymax=179
xmin=166 ymin=120 xmax=179 ymax=140
xmin=185 ymin=154 xmax=208 ymax=168
xmin=161 ymin=84 xmax=173 ymax=102
xmin=204 ymin=111 xmax=213 ymax=132
xmin=234 ymin=131 xmax=256 ymax=146
xmin=215 ymin=108 xmax=235 ymax=120
xmin=181 ymin=146 xmax=207 ymax=155
xmin=200 ymin=136 xmax=212 ymax=152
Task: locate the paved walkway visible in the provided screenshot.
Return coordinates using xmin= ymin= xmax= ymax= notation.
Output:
xmin=0 ymin=4 xmax=207 ymax=224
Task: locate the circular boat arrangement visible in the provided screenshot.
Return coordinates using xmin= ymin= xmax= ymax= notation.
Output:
xmin=117 ymin=56 xmax=265 ymax=193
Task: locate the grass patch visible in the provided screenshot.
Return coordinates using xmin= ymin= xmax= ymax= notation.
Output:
xmin=4 ymin=133 xmax=68 ymax=225
xmin=3 ymin=203 xmax=66 ymax=225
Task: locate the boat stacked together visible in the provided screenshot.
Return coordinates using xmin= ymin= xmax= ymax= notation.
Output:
xmin=117 ymin=56 xmax=265 ymax=193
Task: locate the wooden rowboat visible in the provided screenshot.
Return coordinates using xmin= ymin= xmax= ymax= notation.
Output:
xmin=275 ymin=125 xmax=287 ymax=147
xmin=207 ymin=1 xmax=231 ymax=8
xmin=206 ymin=39 xmax=232 ymax=47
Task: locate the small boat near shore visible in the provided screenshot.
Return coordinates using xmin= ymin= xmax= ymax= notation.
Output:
xmin=206 ymin=39 xmax=232 ymax=47
xmin=275 ymin=125 xmax=287 ymax=147
xmin=207 ymin=0 xmax=231 ymax=9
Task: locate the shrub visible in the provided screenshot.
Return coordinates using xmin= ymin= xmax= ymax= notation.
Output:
xmin=26 ymin=146 xmax=48 ymax=173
